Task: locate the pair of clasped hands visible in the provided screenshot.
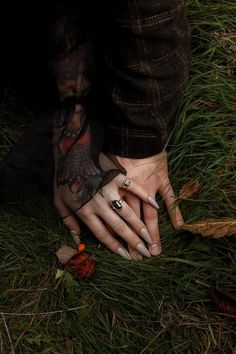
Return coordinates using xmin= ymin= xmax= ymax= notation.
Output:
xmin=55 ymin=150 xmax=184 ymax=260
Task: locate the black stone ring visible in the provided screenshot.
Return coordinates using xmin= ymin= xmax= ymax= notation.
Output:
xmin=111 ymin=199 xmax=124 ymax=210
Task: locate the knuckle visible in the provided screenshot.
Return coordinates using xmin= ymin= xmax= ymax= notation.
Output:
xmin=145 ymin=208 xmax=157 ymax=220
xmin=121 ymin=207 xmax=133 ymax=219
xmin=95 ymin=231 xmax=107 ymax=242
xmin=114 ymin=220 xmax=127 ymax=235
xmin=163 ymin=181 xmax=172 ymax=194
xmin=77 ymin=207 xmax=90 ymax=219
xmin=127 ymin=212 xmax=140 ymax=227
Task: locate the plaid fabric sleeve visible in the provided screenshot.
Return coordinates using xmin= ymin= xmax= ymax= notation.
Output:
xmin=103 ymin=0 xmax=191 ymax=158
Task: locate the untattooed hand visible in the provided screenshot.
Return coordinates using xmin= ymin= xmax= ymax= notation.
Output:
xmin=116 ymin=151 xmax=184 ymax=256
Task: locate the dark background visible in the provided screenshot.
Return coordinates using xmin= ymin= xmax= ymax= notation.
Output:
xmin=0 ymin=3 xmax=60 ymax=108
xmin=0 ymin=1 xmax=103 ymax=110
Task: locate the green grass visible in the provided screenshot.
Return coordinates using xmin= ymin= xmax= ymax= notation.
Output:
xmin=1 ymin=1 xmax=236 ymax=353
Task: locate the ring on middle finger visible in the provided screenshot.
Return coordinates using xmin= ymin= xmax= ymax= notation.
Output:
xmin=111 ymin=199 xmax=124 ymax=210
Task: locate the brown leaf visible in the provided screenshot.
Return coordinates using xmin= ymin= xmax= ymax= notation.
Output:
xmin=56 ymin=245 xmax=78 ymax=264
xmin=179 ymin=179 xmax=200 ymax=199
xmin=67 ymin=252 xmax=96 ymax=280
xmin=211 ymin=288 xmax=236 ymax=315
xmin=181 ymin=217 xmax=236 ymax=238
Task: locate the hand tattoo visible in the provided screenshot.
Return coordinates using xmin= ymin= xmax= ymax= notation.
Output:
xmin=51 ymin=8 xmax=125 ymax=211
xmin=54 ymin=105 xmax=105 ymax=207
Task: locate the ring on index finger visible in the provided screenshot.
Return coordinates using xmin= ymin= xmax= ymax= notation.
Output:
xmin=122 ymin=178 xmax=131 ymax=189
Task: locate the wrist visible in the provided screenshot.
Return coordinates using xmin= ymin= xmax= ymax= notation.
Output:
xmin=103 ymin=126 xmax=164 ymax=158
xmin=116 ymin=150 xmax=167 ymax=165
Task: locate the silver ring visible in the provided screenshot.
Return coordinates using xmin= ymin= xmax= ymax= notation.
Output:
xmin=123 ymin=178 xmax=131 ymax=189
xmin=111 ymin=199 xmax=124 ymax=210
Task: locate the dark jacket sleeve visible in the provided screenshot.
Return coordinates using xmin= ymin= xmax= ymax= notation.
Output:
xmin=103 ymin=0 xmax=191 ymax=158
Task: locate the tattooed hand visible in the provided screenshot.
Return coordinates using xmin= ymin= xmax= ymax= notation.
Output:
xmin=53 ymin=104 xmax=105 ymax=209
xmin=53 ymin=105 xmax=160 ymax=260
xmin=50 ymin=9 xmax=160 ymax=260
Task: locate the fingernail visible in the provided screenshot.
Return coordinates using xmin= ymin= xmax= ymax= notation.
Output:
xmin=70 ymin=230 xmax=81 ymax=245
xmin=149 ymin=243 xmax=162 ymax=256
xmin=140 ymin=228 xmax=152 ymax=244
xmin=130 ymin=250 xmax=143 ymax=261
xmin=117 ymin=247 xmax=132 ymax=260
xmin=136 ymin=243 xmax=151 ymax=258
xmin=147 ymin=196 xmax=160 ymax=209
xmin=70 ymin=230 xmax=80 ymax=236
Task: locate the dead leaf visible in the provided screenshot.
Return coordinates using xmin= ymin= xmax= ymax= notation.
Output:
xmin=211 ymin=288 xmax=236 ymax=315
xmin=179 ymin=179 xmax=200 ymax=199
xmin=181 ymin=217 xmax=236 ymax=238
xmin=55 ymin=269 xmax=65 ymax=280
xmin=194 ymin=280 xmax=236 ymax=315
xmin=67 ymin=252 xmax=96 ymax=280
xmin=56 ymin=244 xmax=78 ymax=264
